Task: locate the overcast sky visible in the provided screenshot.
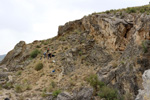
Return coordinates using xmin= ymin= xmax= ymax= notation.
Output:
xmin=0 ymin=0 xmax=149 ymax=55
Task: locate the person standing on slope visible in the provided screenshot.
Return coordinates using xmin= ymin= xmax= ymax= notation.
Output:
xmin=43 ymin=52 xmax=46 ymax=58
xmin=47 ymin=48 xmax=49 ymax=53
xmin=48 ymin=53 xmax=51 ymax=59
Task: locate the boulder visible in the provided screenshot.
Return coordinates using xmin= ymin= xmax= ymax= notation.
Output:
xmin=0 ymin=41 xmax=26 ymax=66
xmin=73 ymin=87 xmax=93 ymax=100
xmin=136 ymin=69 xmax=150 ymax=100
xmin=0 ymin=72 xmax=9 ymax=84
xmin=13 ymin=41 xmax=26 ymax=58
xmin=57 ymin=92 xmax=73 ymax=100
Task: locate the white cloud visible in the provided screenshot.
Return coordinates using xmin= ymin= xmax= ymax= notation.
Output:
xmin=0 ymin=29 xmax=19 ymax=54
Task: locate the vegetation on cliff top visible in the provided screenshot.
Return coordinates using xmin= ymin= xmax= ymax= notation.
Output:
xmin=92 ymin=4 xmax=150 ymax=15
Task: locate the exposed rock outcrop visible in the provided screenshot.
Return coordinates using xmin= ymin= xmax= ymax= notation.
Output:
xmin=136 ymin=69 xmax=150 ymax=100
xmin=73 ymin=87 xmax=93 ymax=100
xmin=0 ymin=41 xmax=32 ymax=71
xmin=57 ymin=12 xmax=150 ymax=99
xmin=57 ymin=92 xmax=73 ymax=100
xmin=1 ymin=41 xmax=26 ymax=64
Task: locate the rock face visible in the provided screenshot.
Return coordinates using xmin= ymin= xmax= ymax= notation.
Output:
xmin=57 ymin=92 xmax=73 ymax=100
xmin=97 ymin=39 xmax=149 ymax=99
xmin=57 ymin=13 xmax=150 ymax=99
xmin=1 ymin=41 xmax=26 ymax=64
xmin=58 ymin=14 xmax=134 ymax=51
xmin=136 ymin=69 xmax=150 ymax=100
xmin=73 ymin=87 xmax=93 ymax=100
xmin=0 ymin=41 xmax=31 ymax=71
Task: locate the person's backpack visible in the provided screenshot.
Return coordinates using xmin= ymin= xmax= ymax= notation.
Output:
xmin=4 ymin=98 xmax=10 ymax=100
xmin=52 ymin=70 xmax=55 ymax=72
xmin=52 ymin=55 xmax=55 ymax=57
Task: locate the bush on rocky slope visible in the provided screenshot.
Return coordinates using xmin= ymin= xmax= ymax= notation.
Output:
xmin=30 ymin=49 xmax=40 ymax=58
xmin=35 ymin=62 xmax=43 ymax=71
xmin=52 ymin=89 xmax=61 ymax=98
xmin=98 ymin=86 xmax=118 ymax=100
xmin=86 ymin=74 xmax=105 ymax=92
xmin=15 ymin=84 xmax=22 ymax=93
xmin=86 ymin=74 xmax=121 ymax=100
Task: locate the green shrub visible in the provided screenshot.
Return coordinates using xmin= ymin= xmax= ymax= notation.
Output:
xmin=25 ymin=84 xmax=32 ymax=90
xmin=52 ymin=89 xmax=61 ymax=97
xmin=0 ymin=85 xmax=2 ymax=90
xmin=79 ymin=51 xmax=83 ymax=56
xmin=142 ymin=41 xmax=148 ymax=53
xmin=35 ymin=62 xmax=43 ymax=71
xmin=16 ymin=70 xmax=22 ymax=76
xmin=48 ymin=86 xmax=53 ymax=92
xmin=140 ymin=8 xmax=145 ymax=13
xmin=119 ymin=12 xmax=122 ymax=16
xmin=18 ymin=95 xmax=25 ymax=100
xmin=3 ymin=82 xmax=14 ymax=89
xmin=36 ymin=45 xmax=41 ymax=48
xmin=51 ymin=81 xmax=56 ymax=88
xmin=41 ymin=41 xmax=48 ymax=45
xmin=41 ymin=88 xmax=48 ymax=97
xmin=86 ymin=74 xmax=122 ymax=99
xmin=121 ymin=61 xmax=125 ymax=64
xmin=15 ymin=84 xmax=22 ymax=93
xmin=106 ymin=10 xmax=110 ymax=14
xmin=41 ymin=92 xmax=48 ymax=97
xmin=98 ymin=86 xmax=118 ymax=100
xmin=44 ymin=42 xmax=48 ymax=45
xmin=47 ymin=81 xmax=56 ymax=92
xmin=92 ymin=5 xmax=150 ymax=16
xmin=74 ymin=29 xmax=81 ymax=34
xmin=86 ymin=74 xmax=105 ymax=91
xmin=30 ymin=49 xmax=40 ymax=58
xmin=126 ymin=8 xmax=136 ymax=13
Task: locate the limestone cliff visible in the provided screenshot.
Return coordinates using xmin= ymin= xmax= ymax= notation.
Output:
xmin=1 ymin=5 xmax=150 ymax=100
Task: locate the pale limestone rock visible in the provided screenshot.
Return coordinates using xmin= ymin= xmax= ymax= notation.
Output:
xmin=136 ymin=69 xmax=150 ymax=100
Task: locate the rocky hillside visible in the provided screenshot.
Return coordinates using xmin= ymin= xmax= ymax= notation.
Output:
xmin=1 ymin=5 xmax=150 ymax=100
